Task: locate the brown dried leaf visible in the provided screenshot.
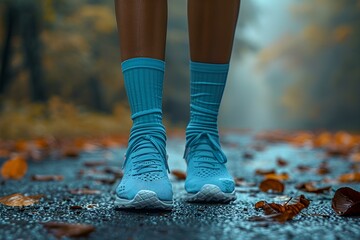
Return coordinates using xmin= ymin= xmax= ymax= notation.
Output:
xmin=242 ymin=152 xmax=254 ymax=159
xmin=1 ymin=156 xmax=28 ymax=180
xmin=70 ymin=205 xmax=83 ymax=210
xmin=171 ymin=170 xmax=186 ymax=180
xmin=297 ymin=165 xmax=311 ymax=172
xmin=94 ymin=177 xmax=117 ymax=185
xmin=350 ymin=153 xmax=360 ymax=162
xmin=31 ymin=175 xmax=64 ymax=181
xmin=259 ymin=179 xmax=284 ymax=193
xmin=83 ymin=161 xmax=106 ymax=167
xmin=103 ymin=167 xmax=123 ymax=178
xmin=251 ymin=195 xmax=310 ymax=223
xmin=338 ymin=172 xmax=360 ymax=183
xmin=296 ymin=182 xmax=331 ymax=194
xmin=316 ymin=162 xmax=330 ymax=175
xmin=62 ymin=146 xmax=80 ymax=158
xmin=69 ymin=189 xmax=101 ymax=195
xmin=264 ymin=173 xmax=289 ymax=181
xmin=276 ymin=157 xmax=288 ymax=167
xmin=326 ymin=144 xmax=351 ymax=156
xmin=0 ymin=193 xmax=43 ymax=206
xmin=255 ymin=169 xmax=276 ymax=175
xmin=332 ymin=187 xmax=360 ymax=216
xmin=43 ymin=222 xmax=95 ymax=238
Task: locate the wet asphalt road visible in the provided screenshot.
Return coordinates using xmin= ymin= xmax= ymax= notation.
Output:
xmin=0 ymin=133 xmax=360 ymax=240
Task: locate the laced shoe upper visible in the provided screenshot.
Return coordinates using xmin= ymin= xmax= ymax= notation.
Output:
xmin=184 ymin=132 xmax=235 ymax=193
xmin=116 ymin=124 xmax=173 ymax=201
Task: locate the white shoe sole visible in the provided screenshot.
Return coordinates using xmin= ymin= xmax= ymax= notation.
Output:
xmin=114 ymin=190 xmax=173 ymax=210
xmin=186 ymin=184 xmax=236 ymax=203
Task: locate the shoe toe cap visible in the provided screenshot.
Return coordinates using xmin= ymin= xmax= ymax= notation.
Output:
xmin=185 ymin=177 xmax=235 ymax=194
xmin=116 ymin=179 xmax=173 ymax=201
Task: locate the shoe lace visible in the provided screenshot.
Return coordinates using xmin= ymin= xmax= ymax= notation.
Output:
xmin=123 ymin=134 xmax=170 ymax=175
xmin=183 ymin=132 xmax=227 ymax=169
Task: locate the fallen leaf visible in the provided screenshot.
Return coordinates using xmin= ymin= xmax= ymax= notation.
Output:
xmin=171 ymin=170 xmax=186 ymax=180
xmin=338 ymin=172 xmax=360 ymax=183
xmin=31 ymin=175 xmax=64 ymax=181
xmin=15 ymin=140 xmax=28 ymax=152
xmin=296 ymin=182 xmax=331 ymax=194
xmin=1 ymin=156 xmax=28 ymax=180
xmin=326 ymin=144 xmax=351 ymax=156
xmin=251 ymin=144 xmax=266 ymax=152
xmin=70 ymin=205 xmax=83 ymax=210
xmin=83 ymin=161 xmax=106 ymax=167
xmin=69 ymin=189 xmax=101 ymax=195
xmin=313 ymin=132 xmax=332 ymax=148
xmin=242 ymin=152 xmax=254 ymax=159
xmin=276 ymin=157 xmax=288 ymax=167
xmin=259 ymin=179 xmax=284 ymax=193
xmin=0 ymin=193 xmax=43 ymax=206
xmin=297 ymin=165 xmax=311 ymax=172
xmin=94 ymin=177 xmax=117 ymax=185
xmin=62 ymin=146 xmax=80 ymax=158
xmin=103 ymin=167 xmax=123 ymax=178
xmin=332 ymin=187 xmax=360 ymax=216
xmin=43 ymin=222 xmax=95 ymax=238
xmin=350 ymin=153 xmax=360 ymax=162
xmin=316 ymin=162 xmax=330 ymax=175
xmin=264 ymin=173 xmax=289 ymax=181
xmin=255 ymin=169 xmax=276 ymax=175
xmin=250 ymin=195 xmax=310 ymax=223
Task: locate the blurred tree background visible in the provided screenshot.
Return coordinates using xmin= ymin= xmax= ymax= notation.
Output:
xmin=0 ymin=0 xmax=359 ymax=139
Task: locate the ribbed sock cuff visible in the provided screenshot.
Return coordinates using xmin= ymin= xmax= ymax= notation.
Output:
xmin=121 ymin=57 xmax=165 ymax=124
xmin=190 ymin=61 xmax=229 ymax=73
xmin=122 ymin=57 xmax=165 ymax=72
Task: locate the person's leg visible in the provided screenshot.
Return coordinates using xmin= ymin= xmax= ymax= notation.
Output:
xmin=114 ymin=0 xmax=173 ymax=210
xmin=185 ymin=0 xmax=240 ymax=202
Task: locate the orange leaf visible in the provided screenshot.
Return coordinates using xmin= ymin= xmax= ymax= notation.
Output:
xmin=264 ymin=173 xmax=289 ymax=181
xmin=171 ymin=170 xmax=186 ymax=180
xmin=259 ymin=179 xmax=285 ymax=193
xmin=255 ymin=169 xmax=276 ymax=175
xmin=0 ymin=193 xmax=43 ymax=206
xmin=251 ymin=195 xmax=310 ymax=223
xmin=295 ymin=182 xmax=331 ymax=194
xmin=31 ymin=175 xmax=64 ymax=181
xmin=43 ymin=222 xmax=95 ymax=238
xmin=1 ymin=156 xmax=28 ymax=180
xmin=350 ymin=153 xmax=360 ymax=162
xmin=338 ymin=172 xmax=360 ymax=183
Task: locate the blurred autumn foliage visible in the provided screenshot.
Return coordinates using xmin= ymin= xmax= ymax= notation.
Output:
xmin=258 ymin=0 xmax=360 ymax=130
xmin=0 ymin=0 xmax=258 ymax=140
xmin=0 ymin=0 xmax=359 ymax=140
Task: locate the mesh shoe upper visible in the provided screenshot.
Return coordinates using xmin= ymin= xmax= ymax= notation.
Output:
xmin=184 ymin=132 xmax=235 ymax=194
xmin=116 ymin=125 xmax=173 ymax=201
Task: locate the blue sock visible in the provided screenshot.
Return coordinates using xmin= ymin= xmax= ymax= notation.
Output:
xmin=121 ymin=57 xmax=166 ymax=160
xmin=186 ymin=61 xmax=229 ymax=143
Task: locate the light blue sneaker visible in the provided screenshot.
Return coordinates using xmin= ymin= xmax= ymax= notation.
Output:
xmin=184 ymin=133 xmax=236 ymax=203
xmin=115 ymin=133 xmax=173 ymax=210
